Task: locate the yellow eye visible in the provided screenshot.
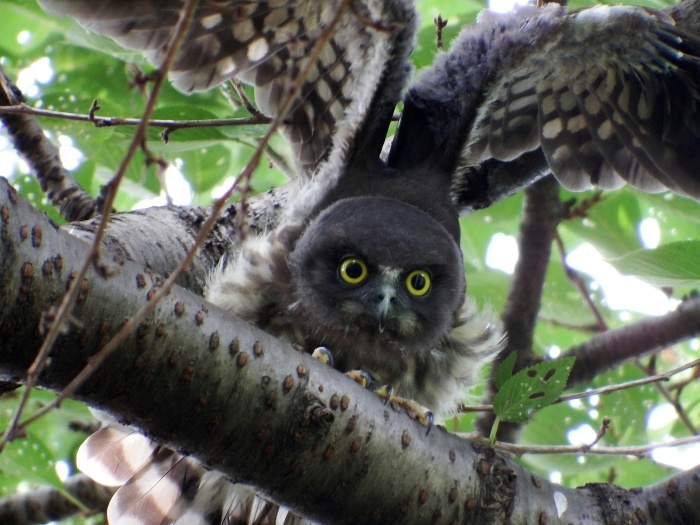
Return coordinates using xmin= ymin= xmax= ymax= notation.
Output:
xmin=405 ymin=270 xmax=431 ymax=297
xmin=339 ymin=258 xmax=368 ymax=285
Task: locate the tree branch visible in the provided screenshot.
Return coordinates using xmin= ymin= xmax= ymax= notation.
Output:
xmin=0 ymin=103 xmax=271 ymax=130
xmin=3 ymin=173 xmax=700 ymax=524
xmin=0 ymin=67 xmax=97 ymax=222
xmin=64 ymin=184 xmax=288 ymax=296
xmin=565 ymin=298 xmax=700 ymax=385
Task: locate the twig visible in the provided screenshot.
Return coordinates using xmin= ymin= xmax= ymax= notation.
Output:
xmin=538 ymin=317 xmax=603 ymax=333
xmin=559 ymin=357 xmax=700 ymax=402
xmin=229 ymin=78 xmax=264 ymax=117
xmin=668 ymin=364 xmax=700 ymax=392
xmin=0 ymin=103 xmax=270 ymax=130
xmin=0 ymin=68 xmax=98 ymax=222
xmin=635 ymin=358 xmax=699 ymax=435
xmin=434 ymin=15 xmax=448 ymax=50
xmin=554 ymin=232 xmax=608 ymax=332
xmin=462 ymin=357 xmax=700 ymax=415
xmin=485 ymin=432 xmax=700 ymax=458
xmin=348 ymin=0 xmax=402 ymax=32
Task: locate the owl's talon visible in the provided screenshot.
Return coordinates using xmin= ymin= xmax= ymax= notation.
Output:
xmin=384 ymin=394 xmax=434 ymax=433
xmin=423 ymin=411 xmax=434 ymax=436
xmin=345 ymin=374 xmax=433 ymax=430
xmin=311 ymin=346 xmax=334 ymax=367
xmin=374 ymin=384 xmax=394 ymax=405
xmin=346 ymin=370 xmax=372 ymax=388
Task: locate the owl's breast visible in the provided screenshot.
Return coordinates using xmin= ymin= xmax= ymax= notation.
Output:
xmin=296 ymin=323 xmax=422 ymax=394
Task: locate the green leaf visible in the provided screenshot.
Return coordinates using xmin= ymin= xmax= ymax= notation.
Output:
xmin=561 ymin=190 xmax=642 ymax=259
xmin=493 ymin=357 xmax=576 ymax=423
xmin=0 ymin=431 xmax=61 ymax=489
xmin=609 ymin=241 xmax=700 ymax=287
xmin=494 ymin=352 xmax=517 ymax=390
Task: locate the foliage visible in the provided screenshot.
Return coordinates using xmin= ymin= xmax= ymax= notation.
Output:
xmin=489 ymin=353 xmax=576 ymax=446
xmin=1 ymin=0 xmax=700 ymax=522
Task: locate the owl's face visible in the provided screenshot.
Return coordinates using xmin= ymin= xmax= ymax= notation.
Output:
xmin=289 ymin=197 xmax=465 ymax=351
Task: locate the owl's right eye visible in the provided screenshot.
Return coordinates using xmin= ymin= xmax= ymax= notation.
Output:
xmin=338 ymin=258 xmax=368 ymax=285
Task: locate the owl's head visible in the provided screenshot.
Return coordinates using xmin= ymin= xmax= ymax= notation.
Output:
xmin=289 ymin=197 xmax=465 ymax=349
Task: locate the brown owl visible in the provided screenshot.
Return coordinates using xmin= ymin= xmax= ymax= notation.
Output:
xmin=37 ymin=0 xmax=700 ymax=523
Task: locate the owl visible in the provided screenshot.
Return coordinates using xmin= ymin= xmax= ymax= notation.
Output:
xmin=36 ymin=0 xmax=700 ymax=523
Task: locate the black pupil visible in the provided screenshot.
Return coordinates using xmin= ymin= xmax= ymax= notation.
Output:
xmin=346 ymin=261 xmax=363 ymax=279
xmin=411 ymin=274 xmax=426 ymax=290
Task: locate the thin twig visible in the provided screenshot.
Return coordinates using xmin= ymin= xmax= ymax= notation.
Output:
xmin=538 ymin=317 xmax=603 ymax=332
xmin=465 ymin=415 xmax=700 ymax=458
xmin=554 ymin=232 xmax=608 ymax=331
xmin=485 ymin=432 xmax=700 ymax=458
xmin=434 ymin=15 xmax=447 ymax=50
xmin=229 ymin=78 xmax=264 ymax=117
xmin=0 ymin=103 xmax=270 ymax=129
xmin=460 ymin=357 xmax=700 ymax=415
xmin=635 ymin=358 xmax=699 ymax=435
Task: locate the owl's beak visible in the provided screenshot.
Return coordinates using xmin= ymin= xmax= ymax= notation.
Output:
xmin=376 ymin=286 xmax=395 ymax=333
xmin=377 ymin=298 xmax=391 ymax=333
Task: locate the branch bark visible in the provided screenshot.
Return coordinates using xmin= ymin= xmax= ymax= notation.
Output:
xmin=2 ymin=171 xmax=700 ymax=524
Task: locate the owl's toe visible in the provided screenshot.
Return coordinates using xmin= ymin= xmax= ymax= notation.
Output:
xmin=385 ymin=394 xmax=434 ymax=435
xmin=345 ymin=369 xmax=372 ymax=387
xmin=374 ymin=384 xmax=393 ymax=405
xmin=354 ymin=377 xmax=434 ymax=434
xmin=311 ymin=346 xmax=334 ymax=367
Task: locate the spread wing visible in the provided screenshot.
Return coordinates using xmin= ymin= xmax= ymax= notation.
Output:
xmin=38 ymin=0 xmax=415 ymax=177
xmin=391 ymin=4 xmax=700 ymax=201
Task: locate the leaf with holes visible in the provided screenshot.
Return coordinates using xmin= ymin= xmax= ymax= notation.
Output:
xmin=493 ymin=357 xmax=575 ymax=423
xmin=494 ymin=351 xmax=517 ymax=390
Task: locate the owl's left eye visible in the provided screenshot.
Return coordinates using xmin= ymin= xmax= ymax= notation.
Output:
xmin=405 ymin=270 xmax=431 ymax=297
xmin=339 ymin=258 xmax=368 ymax=285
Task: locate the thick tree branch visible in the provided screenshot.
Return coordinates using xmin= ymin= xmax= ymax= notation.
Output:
xmin=64 ymin=185 xmax=288 ymax=296
xmin=3 ymin=174 xmax=700 ymax=524
xmin=565 ymin=298 xmax=700 ymax=385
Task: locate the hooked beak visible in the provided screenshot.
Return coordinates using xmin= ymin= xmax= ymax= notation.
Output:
xmin=377 ymin=296 xmax=392 ymax=333
xmin=375 ymin=281 xmax=397 ymax=333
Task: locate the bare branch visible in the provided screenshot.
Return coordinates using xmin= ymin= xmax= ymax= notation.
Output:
xmin=0 ymin=103 xmax=271 ymax=130
xmin=0 ymin=67 xmax=97 ymax=222
xmin=565 ymin=296 xmax=700 ymax=385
